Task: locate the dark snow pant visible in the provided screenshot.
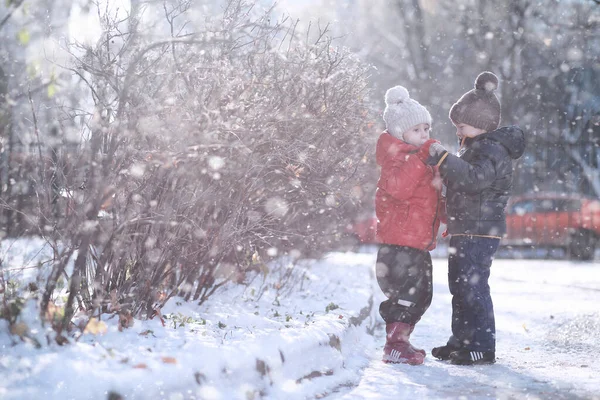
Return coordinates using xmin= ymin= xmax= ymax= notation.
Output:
xmin=376 ymin=244 xmax=433 ymax=325
xmin=445 ymin=235 xmax=500 ymax=352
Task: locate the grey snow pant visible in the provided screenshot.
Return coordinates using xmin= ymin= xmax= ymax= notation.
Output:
xmin=376 ymin=244 xmax=433 ymax=325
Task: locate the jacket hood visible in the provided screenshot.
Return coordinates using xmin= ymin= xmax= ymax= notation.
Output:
xmin=376 ymin=132 xmax=418 ymax=166
xmin=468 ymin=125 xmax=525 ymax=160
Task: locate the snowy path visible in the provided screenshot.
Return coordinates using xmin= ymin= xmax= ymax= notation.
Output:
xmin=327 ymin=257 xmax=600 ymax=400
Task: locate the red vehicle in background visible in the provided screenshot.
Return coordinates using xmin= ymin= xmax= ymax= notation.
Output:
xmin=348 ymin=192 xmax=600 ymax=261
xmin=505 ymin=193 xmax=600 ymax=260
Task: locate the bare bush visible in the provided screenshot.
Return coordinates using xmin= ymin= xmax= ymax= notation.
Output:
xmin=30 ymin=0 xmax=376 ymax=333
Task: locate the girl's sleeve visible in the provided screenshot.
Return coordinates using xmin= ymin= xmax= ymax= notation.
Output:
xmin=379 ymin=155 xmax=428 ymax=201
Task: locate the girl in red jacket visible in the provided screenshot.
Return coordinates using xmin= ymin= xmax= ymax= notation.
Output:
xmin=375 ymin=86 xmax=445 ymax=365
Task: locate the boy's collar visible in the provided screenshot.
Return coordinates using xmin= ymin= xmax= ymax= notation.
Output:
xmin=459 ymin=131 xmax=492 ymax=148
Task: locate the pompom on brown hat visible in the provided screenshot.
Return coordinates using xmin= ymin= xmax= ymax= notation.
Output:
xmin=449 ymin=71 xmax=501 ymax=132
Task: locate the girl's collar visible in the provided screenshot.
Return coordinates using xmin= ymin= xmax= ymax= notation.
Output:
xmin=384 ymin=130 xmax=419 ymax=148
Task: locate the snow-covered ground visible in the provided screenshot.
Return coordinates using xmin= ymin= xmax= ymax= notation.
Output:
xmin=1 ymin=238 xmax=599 ymax=400
xmin=336 ymin=255 xmax=600 ymax=400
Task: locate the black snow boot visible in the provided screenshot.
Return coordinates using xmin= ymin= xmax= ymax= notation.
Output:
xmin=431 ymin=344 xmax=461 ymax=361
xmin=449 ymin=349 xmax=496 ymax=365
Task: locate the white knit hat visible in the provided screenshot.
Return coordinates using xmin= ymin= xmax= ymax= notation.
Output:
xmin=383 ymin=86 xmax=432 ymax=140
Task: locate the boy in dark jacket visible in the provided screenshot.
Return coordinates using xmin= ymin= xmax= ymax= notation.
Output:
xmin=417 ymin=72 xmax=525 ymax=365
xmin=375 ymin=85 xmax=445 ymax=365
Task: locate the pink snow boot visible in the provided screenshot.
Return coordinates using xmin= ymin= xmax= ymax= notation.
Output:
xmin=409 ymin=324 xmax=426 ymax=356
xmin=382 ymin=322 xmax=425 ymax=365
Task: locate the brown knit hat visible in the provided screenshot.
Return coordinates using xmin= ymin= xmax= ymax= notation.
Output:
xmin=449 ymin=71 xmax=501 ymax=132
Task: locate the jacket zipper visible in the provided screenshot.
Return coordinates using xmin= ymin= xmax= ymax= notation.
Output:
xmin=426 ymin=170 xmax=441 ymax=250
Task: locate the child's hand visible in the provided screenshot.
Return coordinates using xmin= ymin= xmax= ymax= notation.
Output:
xmin=417 ymin=140 xmax=448 ymax=165
xmin=416 ymin=139 xmax=440 ymax=163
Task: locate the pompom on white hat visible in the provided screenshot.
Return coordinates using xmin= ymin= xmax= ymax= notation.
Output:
xmin=383 ymin=86 xmax=432 ymax=140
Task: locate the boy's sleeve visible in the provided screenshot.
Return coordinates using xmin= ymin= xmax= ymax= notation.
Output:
xmin=438 ymin=142 xmax=498 ymax=194
xmin=379 ymin=155 xmax=429 ymax=201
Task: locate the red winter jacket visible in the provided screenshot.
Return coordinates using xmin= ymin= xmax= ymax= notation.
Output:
xmin=375 ymin=132 xmax=445 ymax=251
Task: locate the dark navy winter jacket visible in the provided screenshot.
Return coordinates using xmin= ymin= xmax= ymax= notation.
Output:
xmin=439 ymin=126 xmax=525 ymax=237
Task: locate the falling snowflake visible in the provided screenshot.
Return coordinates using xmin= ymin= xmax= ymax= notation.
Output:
xmin=264 ymin=197 xmax=289 ymax=218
